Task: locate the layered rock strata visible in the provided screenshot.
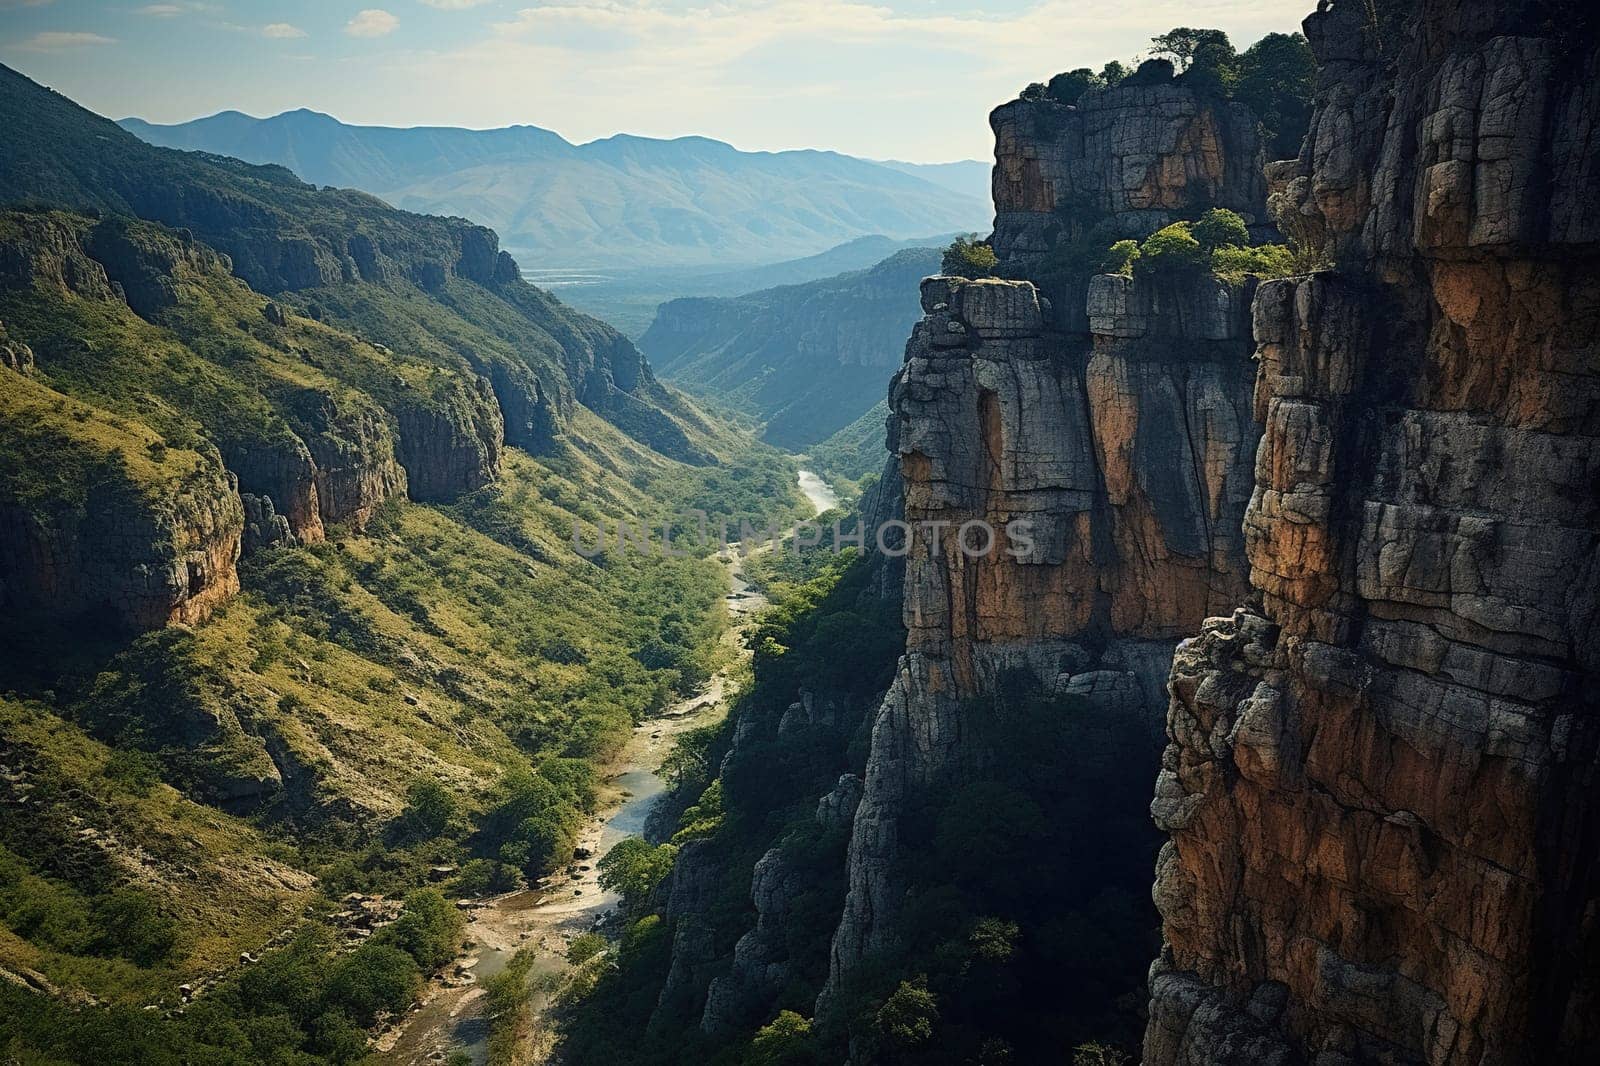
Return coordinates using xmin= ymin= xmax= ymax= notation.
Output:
xmin=1145 ymin=3 xmax=1600 ymax=1064
xmin=825 ymin=263 xmax=1261 ymax=991
xmin=991 ymin=73 xmax=1269 ymax=266
xmin=791 ymin=70 xmax=1278 ymax=1015
xmin=0 ymin=370 xmax=243 ymax=629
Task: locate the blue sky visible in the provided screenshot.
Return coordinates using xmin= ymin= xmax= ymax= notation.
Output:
xmin=1 ymin=0 xmax=1307 ymax=161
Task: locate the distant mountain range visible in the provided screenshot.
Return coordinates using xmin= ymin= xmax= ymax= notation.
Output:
xmin=119 ymin=109 xmax=992 ymax=270
xmin=641 ymin=245 xmax=941 ymax=450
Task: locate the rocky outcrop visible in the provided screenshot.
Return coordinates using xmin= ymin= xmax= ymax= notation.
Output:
xmin=276 ymin=388 xmax=407 ymax=531
xmin=991 ymin=73 xmax=1268 ymax=265
xmin=0 ymin=321 xmax=32 ymax=373
xmin=391 ymin=379 xmax=504 ymax=502
xmin=0 ymin=370 xmax=243 ymax=630
xmin=822 ymin=260 xmax=1262 ymax=995
xmin=1145 ymin=3 xmax=1600 ymax=1064
xmin=85 ymin=216 xmax=231 ymax=320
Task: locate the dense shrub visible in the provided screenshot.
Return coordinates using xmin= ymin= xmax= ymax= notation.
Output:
xmin=598 ymin=838 xmax=677 ymax=915
xmin=1191 ymin=207 xmax=1250 ymax=251
xmin=748 ymin=1010 xmax=821 ymax=1066
xmin=394 ymin=778 xmax=457 ymax=841
xmin=1137 ymin=222 xmax=1205 ymax=271
xmin=324 ymin=943 xmax=419 ymax=1027
xmin=375 ymin=888 xmax=463 ymax=971
xmin=1047 ymin=68 xmax=1103 ymax=105
xmin=1210 ymin=242 xmax=1297 ymax=282
xmin=1101 ymin=239 xmax=1140 ymax=275
xmin=941 ymin=236 xmax=999 ymax=279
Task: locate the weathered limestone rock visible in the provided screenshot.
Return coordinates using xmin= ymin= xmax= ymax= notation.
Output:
xmin=1146 ymin=4 xmax=1600 ymax=1064
xmin=824 ymin=262 xmax=1262 ymax=998
xmin=240 ymin=492 xmax=295 ymax=552
xmin=991 ymin=74 xmax=1268 ymax=264
xmin=278 ymin=387 xmax=407 ymax=530
xmin=0 ymin=372 xmax=243 ymax=630
xmin=391 ymin=377 xmax=504 ymax=502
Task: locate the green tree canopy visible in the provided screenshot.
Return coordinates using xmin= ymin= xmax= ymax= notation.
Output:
xmin=1137 ymin=222 xmax=1205 ymax=272
xmin=1148 ymin=27 xmax=1234 ymax=72
xmin=597 ymin=837 xmax=677 ymax=914
xmin=748 ymin=1010 xmax=819 ymax=1066
xmin=1047 ymin=68 xmax=1104 ymax=105
xmin=1236 ymin=32 xmax=1317 ymax=158
xmin=876 ymin=977 xmax=939 ymax=1048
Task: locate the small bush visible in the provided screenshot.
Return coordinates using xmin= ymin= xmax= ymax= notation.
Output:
xmin=566 ymin=932 xmax=607 ymax=965
xmin=1137 ymin=222 xmax=1204 ymax=272
xmin=93 ymin=889 xmax=177 ymax=967
xmin=1210 ymin=242 xmax=1296 ymax=282
xmin=748 ymin=1010 xmax=819 ymax=1066
xmin=395 ymin=778 xmax=457 ymax=840
xmin=875 ymin=977 xmax=939 ymax=1048
xmin=1100 ymin=240 xmax=1140 ymax=275
xmin=1191 ymin=207 xmax=1249 ymax=250
xmin=941 ymin=236 xmax=998 ymax=279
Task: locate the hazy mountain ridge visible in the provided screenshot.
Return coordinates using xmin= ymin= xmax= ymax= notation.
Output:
xmin=641 ymin=245 xmax=941 ymax=449
xmin=120 ymin=110 xmax=992 ymax=269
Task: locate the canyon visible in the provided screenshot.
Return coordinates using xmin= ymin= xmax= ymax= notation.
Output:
xmin=602 ymin=4 xmax=1599 ymax=1065
xmin=1 ymin=2 xmax=1596 ymax=1063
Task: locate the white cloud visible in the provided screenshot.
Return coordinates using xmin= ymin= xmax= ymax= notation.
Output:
xmin=15 ymin=31 xmax=116 ymax=51
xmin=345 ymin=8 xmax=399 ymax=37
xmin=135 ymin=1 xmax=217 ymax=13
xmin=262 ymin=23 xmax=308 ymax=39
xmin=0 ymin=0 xmax=56 ymax=9
xmin=405 ymin=0 xmax=1296 ymax=159
xmin=419 ymin=0 xmax=492 ymax=8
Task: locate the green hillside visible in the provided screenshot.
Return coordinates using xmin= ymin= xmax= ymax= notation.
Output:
xmin=0 ymin=64 xmax=808 ymax=1065
xmin=641 ymin=247 xmax=939 ymax=449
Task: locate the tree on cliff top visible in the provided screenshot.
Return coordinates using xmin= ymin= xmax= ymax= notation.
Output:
xmin=1235 ymin=32 xmax=1317 ymax=159
xmin=1149 ymin=27 xmax=1315 ymax=158
xmin=1148 ymin=27 xmax=1235 ymax=73
xmin=1047 ymin=68 xmax=1103 ymax=105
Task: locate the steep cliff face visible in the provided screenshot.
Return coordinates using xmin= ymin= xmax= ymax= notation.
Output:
xmin=991 ymin=75 xmax=1268 ymax=265
xmin=1145 ymin=3 xmax=1600 ymax=1064
xmin=0 ymin=368 xmax=243 ymax=630
xmin=0 ymin=209 xmax=506 ymax=630
xmin=823 ymin=74 xmax=1272 ymax=1008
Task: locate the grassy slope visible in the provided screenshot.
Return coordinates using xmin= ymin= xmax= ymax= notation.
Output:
xmin=806 ymin=399 xmax=892 ymax=490
xmin=0 ymin=236 xmax=803 ymax=1066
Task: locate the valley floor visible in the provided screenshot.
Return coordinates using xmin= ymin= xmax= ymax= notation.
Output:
xmin=380 ymin=522 xmax=787 ymax=1064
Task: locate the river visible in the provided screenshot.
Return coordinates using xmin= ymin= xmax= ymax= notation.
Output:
xmin=379 ymin=550 xmax=770 ymax=1064
xmin=796 ymin=469 xmax=839 ymax=515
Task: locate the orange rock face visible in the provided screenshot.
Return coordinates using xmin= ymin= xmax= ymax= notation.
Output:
xmin=1145 ymin=4 xmax=1600 ymax=1064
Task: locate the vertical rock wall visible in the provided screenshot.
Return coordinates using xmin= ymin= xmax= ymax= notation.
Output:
xmin=824 ymin=76 xmax=1272 ymax=999
xmin=1145 ymin=3 xmax=1600 ymax=1064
